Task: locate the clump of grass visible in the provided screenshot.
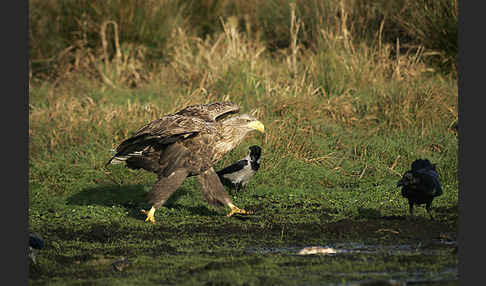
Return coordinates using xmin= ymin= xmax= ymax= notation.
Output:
xmin=29 ymin=0 xmax=186 ymax=83
xmin=391 ymin=0 xmax=458 ymax=72
xmin=30 ymin=0 xmax=458 ymax=83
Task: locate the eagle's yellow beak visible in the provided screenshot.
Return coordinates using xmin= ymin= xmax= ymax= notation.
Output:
xmin=248 ymin=120 xmax=265 ymax=133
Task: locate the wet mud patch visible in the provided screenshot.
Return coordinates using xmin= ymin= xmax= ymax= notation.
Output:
xmin=30 ymin=201 xmax=458 ymax=285
xmin=245 ymin=245 xmax=457 ymax=285
xmin=244 ymin=237 xmax=458 ymax=285
xmin=43 ymin=222 xmax=149 ymax=244
xmin=320 ymin=216 xmax=457 ymax=243
xmin=238 ymin=212 xmax=458 ymax=285
xmin=185 ymin=257 xmax=264 ymax=274
xmin=246 ymin=238 xmax=457 ymax=256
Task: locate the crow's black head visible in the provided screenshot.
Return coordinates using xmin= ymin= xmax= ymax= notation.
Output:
xmin=29 ymin=233 xmax=44 ymax=250
xmin=249 ymin=145 xmax=262 ymax=162
xmin=397 ymin=171 xmax=419 ymax=188
xmin=411 ymin=158 xmax=436 ymax=172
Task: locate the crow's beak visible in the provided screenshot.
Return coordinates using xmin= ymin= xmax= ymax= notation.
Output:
xmin=396 ymin=180 xmax=403 ymax=187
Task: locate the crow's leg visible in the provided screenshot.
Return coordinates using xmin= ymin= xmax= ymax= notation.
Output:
xmin=426 ymin=202 xmax=435 ymax=221
xmin=408 ymin=201 xmax=414 ymax=217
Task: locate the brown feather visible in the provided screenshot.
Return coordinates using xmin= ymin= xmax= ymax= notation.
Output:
xmin=197 ymin=167 xmax=232 ymax=207
xmin=147 ymin=169 xmax=189 ymax=209
xmin=175 ymin=102 xmax=240 ymax=122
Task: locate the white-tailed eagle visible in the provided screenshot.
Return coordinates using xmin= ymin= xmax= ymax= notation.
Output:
xmin=106 ymin=102 xmax=265 ymax=223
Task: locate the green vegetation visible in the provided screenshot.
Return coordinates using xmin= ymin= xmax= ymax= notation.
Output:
xmin=29 ymin=0 xmax=458 ymax=285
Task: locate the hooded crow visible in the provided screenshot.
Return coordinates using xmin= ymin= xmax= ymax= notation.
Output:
xmin=217 ymin=145 xmax=262 ymax=192
xmin=396 ymin=158 xmax=443 ymax=220
xmin=29 ymin=232 xmax=44 ymax=264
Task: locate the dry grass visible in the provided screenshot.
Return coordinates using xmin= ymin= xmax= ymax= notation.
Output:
xmin=29 ymin=0 xmax=457 ymax=79
xmin=29 ymin=10 xmax=457 ymax=169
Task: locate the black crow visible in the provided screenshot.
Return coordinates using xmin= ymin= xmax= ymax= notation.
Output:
xmin=29 ymin=232 xmax=44 ymax=264
xmin=396 ymin=159 xmax=443 ymax=220
xmin=217 ymin=145 xmax=262 ymax=192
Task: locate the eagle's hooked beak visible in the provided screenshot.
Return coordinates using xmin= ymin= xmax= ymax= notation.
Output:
xmin=248 ymin=120 xmax=265 ymax=133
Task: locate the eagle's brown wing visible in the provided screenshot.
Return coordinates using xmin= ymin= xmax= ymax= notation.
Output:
xmin=175 ymin=102 xmax=240 ymax=122
xmin=107 ymin=115 xmax=214 ymax=165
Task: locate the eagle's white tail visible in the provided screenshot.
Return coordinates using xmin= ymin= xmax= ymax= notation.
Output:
xmin=107 ymin=149 xmax=144 ymax=165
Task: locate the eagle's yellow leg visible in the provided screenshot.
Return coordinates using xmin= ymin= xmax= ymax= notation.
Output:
xmin=226 ymin=203 xmax=253 ymax=217
xmin=140 ymin=207 xmax=156 ymax=224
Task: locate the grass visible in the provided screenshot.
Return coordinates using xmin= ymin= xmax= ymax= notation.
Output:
xmin=29 ymin=0 xmax=458 ymax=79
xmin=29 ymin=2 xmax=458 ymax=285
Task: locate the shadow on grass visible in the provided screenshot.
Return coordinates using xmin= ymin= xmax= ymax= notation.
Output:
xmin=162 ymin=203 xmax=221 ymax=217
xmin=66 ymin=184 xmax=219 ymax=219
xmin=357 ymin=207 xmax=382 ymax=219
xmin=435 ymin=204 xmax=458 ymax=213
xmin=66 ymin=184 xmax=148 ymax=208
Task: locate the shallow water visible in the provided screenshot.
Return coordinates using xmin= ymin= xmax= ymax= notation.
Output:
xmin=247 ymin=239 xmax=456 ymax=256
xmin=246 ymin=240 xmax=458 ymax=285
xmin=331 ymin=267 xmax=458 ymax=286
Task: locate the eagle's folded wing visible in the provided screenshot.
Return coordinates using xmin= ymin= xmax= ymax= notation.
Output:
xmin=175 ymin=102 xmax=240 ymax=122
xmin=108 ymin=115 xmax=212 ymax=165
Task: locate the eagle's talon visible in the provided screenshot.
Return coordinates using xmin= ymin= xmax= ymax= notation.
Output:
xmin=226 ymin=206 xmax=253 ymax=217
xmin=140 ymin=207 xmax=156 ymax=224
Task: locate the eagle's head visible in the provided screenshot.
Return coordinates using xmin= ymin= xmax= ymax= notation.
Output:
xmin=222 ymin=114 xmax=265 ymax=134
xmin=214 ymin=114 xmax=264 ymax=155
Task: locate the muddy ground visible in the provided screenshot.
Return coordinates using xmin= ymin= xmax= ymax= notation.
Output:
xmin=29 ymin=201 xmax=458 ymax=286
